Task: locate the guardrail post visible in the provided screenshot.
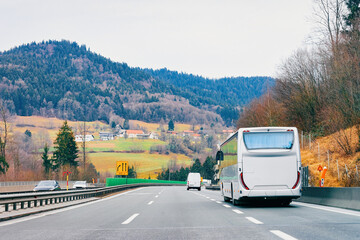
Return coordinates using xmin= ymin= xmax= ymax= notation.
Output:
xmin=45 ymin=199 xmax=48 ymax=205
xmin=50 ymin=198 xmax=53 ymax=204
xmin=40 ymin=200 xmax=43 ymax=206
xmin=21 ymin=202 xmax=24 ymax=209
xmin=5 ymin=203 xmax=9 ymax=211
xmin=28 ymin=201 xmax=31 ymax=208
xmin=13 ymin=203 xmax=16 ymax=210
xmin=34 ymin=200 xmax=37 ymax=207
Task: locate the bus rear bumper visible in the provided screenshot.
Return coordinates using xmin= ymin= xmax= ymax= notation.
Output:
xmin=242 ymin=188 xmax=301 ymax=199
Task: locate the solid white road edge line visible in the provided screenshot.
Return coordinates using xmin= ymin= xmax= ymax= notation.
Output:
xmin=232 ymin=209 xmax=244 ymax=214
xmin=148 ymin=201 xmax=154 ymax=205
xmin=270 ymin=230 xmax=298 ymax=240
xmin=122 ymin=213 xmax=140 ymax=224
xmin=0 ymin=187 xmax=144 ymax=227
xmin=293 ymin=202 xmax=360 ymax=217
xmin=246 ymin=217 xmax=263 ymax=224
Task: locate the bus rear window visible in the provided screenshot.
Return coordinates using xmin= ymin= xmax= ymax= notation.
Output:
xmin=243 ymin=132 xmax=294 ymax=150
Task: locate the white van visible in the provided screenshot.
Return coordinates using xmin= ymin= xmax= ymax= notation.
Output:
xmin=187 ymin=172 xmax=201 ymax=191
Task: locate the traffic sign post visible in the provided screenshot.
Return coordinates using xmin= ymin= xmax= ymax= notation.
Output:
xmin=116 ymin=161 xmax=129 ymax=176
xmin=63 ymin=171 xmax=72 ymax=191
xmin=319 ymin=166 xmax=327 ymax=187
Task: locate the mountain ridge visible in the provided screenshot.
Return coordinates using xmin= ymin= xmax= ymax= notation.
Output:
xmin=0 ymin=40 xmax=275 ymax=126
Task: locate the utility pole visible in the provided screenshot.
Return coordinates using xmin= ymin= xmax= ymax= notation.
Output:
xmin=82 ymin=121 xmax=86 ymax=179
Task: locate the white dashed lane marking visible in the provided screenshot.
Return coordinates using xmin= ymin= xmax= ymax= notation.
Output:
xmin=246 ymin=217 xmax=263 ymax=224
xmin=122 ymin=213 xmax=140 ymax=225
xmin=270 ymin=230 xmax=298 ymax=240
xmin=232 ymin=209 xmax=244 ymax=214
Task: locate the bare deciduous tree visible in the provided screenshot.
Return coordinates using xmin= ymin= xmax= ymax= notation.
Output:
xmin=0 ymin=102 xmax=9 ymax=174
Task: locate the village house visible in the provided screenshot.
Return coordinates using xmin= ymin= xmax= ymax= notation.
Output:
xmin=75 ymin=135 xmax=95 ymax=142
xmin=182 ymin=130 xmax=194 ymax=137
xmin=99 ymin=132 xmax=115 ymax=141
xmin=222 ymin=129 xmax=234 ymax=135
xmin=126 ymin=130 xmax=144 ymax=138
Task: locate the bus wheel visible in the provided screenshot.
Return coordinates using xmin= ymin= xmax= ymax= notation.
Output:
xmin=198 ymin=187 xmax=201 ymax=191
xmin=224 ymin=197 xmax=230 ymax=202
xmin=281 ymin=200 xmax=292 ymax=206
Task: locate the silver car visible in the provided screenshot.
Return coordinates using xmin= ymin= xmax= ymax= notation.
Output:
xmin=73 ymin=181 xmax=87 ymax=189
xmin=33 ymin=180 xmax=61 ymax=191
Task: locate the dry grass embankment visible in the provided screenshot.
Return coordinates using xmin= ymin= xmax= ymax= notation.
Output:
xmin=301 ymin=126 xmax=360 ymax=187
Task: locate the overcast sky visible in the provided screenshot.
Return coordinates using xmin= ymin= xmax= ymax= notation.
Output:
xmin=0 ymin=0 xmax=315 ymax=78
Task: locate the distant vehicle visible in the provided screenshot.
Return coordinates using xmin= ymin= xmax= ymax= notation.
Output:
xmin=217 ymin=127 xmax=302 ymax=206
xmin=33 ymin=180 xmax=61 ymax=191
xmin=73 ymin=181 xmax=87 ymax=189
xmin=187 ymin=172 xmax=201 ymax=191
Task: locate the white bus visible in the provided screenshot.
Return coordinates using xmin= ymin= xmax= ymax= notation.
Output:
xmin=217 ymin=127 xmax=301 ymax=206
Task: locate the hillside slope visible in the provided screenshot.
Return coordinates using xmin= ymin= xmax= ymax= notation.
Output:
xmin=301 ymin=126 xmax=360 ymax=187
xmin=0 ymin=40 xmax=274 ymax=125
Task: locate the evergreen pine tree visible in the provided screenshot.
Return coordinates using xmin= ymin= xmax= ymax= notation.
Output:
xmin=53 ymin=121 xmax=79 ymax=170
xmin=42 ymin=144 xmax=51 ymax=178
xmin=168 ymin=119 xmax=175 ymax=131
xmin=123 ymin=119 xmax=130 ymax=130
xmin=190 ymin=159 xmax=202 ymax=173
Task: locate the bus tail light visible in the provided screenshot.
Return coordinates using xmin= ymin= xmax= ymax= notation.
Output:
xmin=292 ymin=171 xmax=300 ymax=189
xmin=240 ymin=172 xmax=249 ymax=190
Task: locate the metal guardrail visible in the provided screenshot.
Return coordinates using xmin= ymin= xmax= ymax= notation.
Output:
xmin=0 ymin=181 xmax=77 ymax=187
xmin=0 ymin=183 xmax=183 ymax=213
xmin=205 ymin=185 xmax=220 ymax=190
xmin=0 ymin=187 xmax=100 ymax=196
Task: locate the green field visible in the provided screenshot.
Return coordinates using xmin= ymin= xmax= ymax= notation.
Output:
xmin=85 ymin=138 xmax=167 ymax=152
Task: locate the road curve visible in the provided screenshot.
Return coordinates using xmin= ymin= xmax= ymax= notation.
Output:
xmin=0 ymin=186 xmax=359 ymax=240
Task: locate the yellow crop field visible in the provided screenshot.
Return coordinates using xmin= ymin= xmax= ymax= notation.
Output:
xmin=89 ymin=152 xmax=192 ymax=179
xmin=9 ymin=116 xmax=111 ymax=140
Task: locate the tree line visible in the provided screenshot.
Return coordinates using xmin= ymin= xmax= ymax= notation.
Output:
xmin=156 ymin=157 xmax=216 ymax=182
xmin=238 ymin=0 xmax=360 ymax=154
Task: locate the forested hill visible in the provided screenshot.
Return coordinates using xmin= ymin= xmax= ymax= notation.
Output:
xmin=0 ymin=40 xmax=274 ymax=126
xmin=144 ymin=69 xmax=274 ymax=108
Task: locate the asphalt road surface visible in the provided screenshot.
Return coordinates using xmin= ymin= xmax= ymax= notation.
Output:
xmin=0 ymin=186 xmax=359 ymax=240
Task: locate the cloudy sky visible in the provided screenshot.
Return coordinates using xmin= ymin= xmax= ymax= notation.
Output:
xmin=0 ymin=0 xmax=315 ymax=78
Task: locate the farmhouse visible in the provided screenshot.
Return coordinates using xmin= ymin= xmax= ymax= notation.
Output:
xmin=99 ymin=132 xmax=115 ymax=141
xmin=75 ymin=135 xmax=95 ymax=142
xmin=126 ymin=130 xmax=144 ymax=138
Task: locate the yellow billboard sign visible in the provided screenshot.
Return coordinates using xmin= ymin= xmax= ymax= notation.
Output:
xmin=116 ymin=161 xmax=129 ymax=176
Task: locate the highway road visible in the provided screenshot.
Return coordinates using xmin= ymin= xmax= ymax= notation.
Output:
xmin=0 ymin=186 xmax=359 ymax=240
